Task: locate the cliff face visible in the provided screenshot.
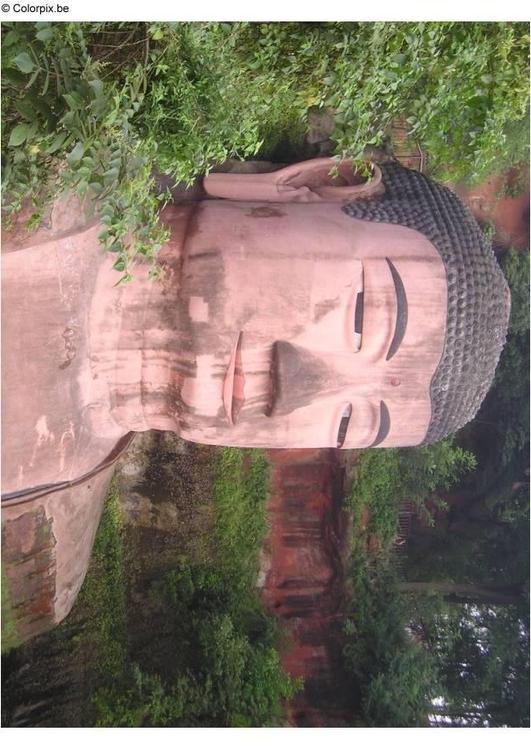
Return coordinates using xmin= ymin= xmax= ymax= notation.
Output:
xmin=261 ymin=449 xmax=354 ymax=727
xmin=1 ymin=433 xmax=219 ymax=727
xmin=2 ymin=463 xmax=117 ymax=648
xmin=2 ymin=437 xmax=356 ymax=727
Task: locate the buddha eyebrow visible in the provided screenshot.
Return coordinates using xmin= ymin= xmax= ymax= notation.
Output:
xmin=385 ymin=258 xmax=408 ymax=361
xmin=369 ymin=400 xmax=391 ymax=447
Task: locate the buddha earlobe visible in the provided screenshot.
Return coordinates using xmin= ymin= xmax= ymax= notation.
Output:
xmin=203 ymin=158 xmax=385 ymax=204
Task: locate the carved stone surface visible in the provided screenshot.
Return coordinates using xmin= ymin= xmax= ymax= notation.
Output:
xmin=1 ymin=158 xmax=510 ymax=643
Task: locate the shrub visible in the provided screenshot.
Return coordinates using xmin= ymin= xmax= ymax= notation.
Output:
xmin=343 ymin=566 xmax=439 ymax=727
xmin=349 ymin=438 xmax=476 ymax=551
xmin=3 ymin=22 xmax=528 ymax=278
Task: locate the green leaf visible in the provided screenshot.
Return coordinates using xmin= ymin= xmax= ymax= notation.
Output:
xmin=45 ymin=131 xmax=68 ymax=154
xmin=3 ymin=31 xmax=20 ymax=47
xmin=113 ymin=258 xmax=126 ymax=272
xmin=114 ymin=273 xmax=133 ymax=286
xmin=8 ymin=124 xmax=30 ymax=147
xmin=36 ymin=28 xmax=54 ymax=42
xmin=3 ymin=68 xmax=26 ymax=86
xmin=15 ymin=99 xmax=37 ymax=121
xmin=12 ymin=52 xmax=35 ymax=74
xmin=149 ymin=26 xmax=164 ymax=41
xmin=66 ymin=141 xmax=84 ymax=164
xmin=63 ymin=92 xmax=83 ymax=110
xmin=392 ymin=53 xmax=406 ymax=64
xmin=26 ymin=121 xmax=39 ymax=141
xmin=88 ymin=79 xmax=104 ymax=98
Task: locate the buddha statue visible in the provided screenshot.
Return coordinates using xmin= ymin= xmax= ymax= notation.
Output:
xmin=1 ymin=158 xmax=510 ymax=642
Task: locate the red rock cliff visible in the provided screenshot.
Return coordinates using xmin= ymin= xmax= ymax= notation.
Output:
xmin=261 ymin=448 xmax=353 ymax=727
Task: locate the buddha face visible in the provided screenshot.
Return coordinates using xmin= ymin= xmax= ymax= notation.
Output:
xmin=168 ymin=198 xmax=448 ymax=449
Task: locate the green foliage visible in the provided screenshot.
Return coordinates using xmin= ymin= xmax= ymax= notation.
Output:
xmin=334 ymin=22 xmax=529 ymax=182
xmin=400 ymin=441 xmax=477 ymax=510
xmin=137 ymin=24 xmax=308 ymax=179
xmin=94 ymin=625 xmax=296 ymax=729
xmin=405 ymin=512 xmax=530 ymax=593
xmin=3 ymin=22 xmax=529 ymax=278
xmin=93 ymin=664 xmax=198 ymax=727
xmin=92 ymin=449 xmax=297 ymax=727
xmin=343 ymin=439 xmax=477 ymax=726
xmin=75 ymin=479 xmax=128 ymax=680
xmin=214 ymin=448 xmax=269 ymax=594
xmin=343 ymin=565 xmax=438 ymax=727
xmin=1 ymin=22 xmax=168 ymax=282
xmin=409 ymin=596 xmax=530 ymax=727
xmin=498 ymin=247 xmax=529 ymax=342
xmin=349 ymin=438 xmax=476 ymax=552
xmin=1 ymin=567 xmax=23 ymax=655
xmin=349 ymin=448 xmax=401 ymax=554
xmin=344 ymin=439 xmax=481 ymax=726
xmin=469 ymin=249 xmax=529 ymax=505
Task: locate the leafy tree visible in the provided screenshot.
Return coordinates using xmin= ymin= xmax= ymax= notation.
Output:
xmin=408 ymin=597 xmax=529 ymax=727
xmin=342 ymin=565 xmax=439 ymax=727
xmin=349 ymin=437 xmax=476 ymax=553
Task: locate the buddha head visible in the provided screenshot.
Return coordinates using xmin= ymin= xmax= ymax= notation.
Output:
xmin=141 ymin=159 xmax=510 ymax=451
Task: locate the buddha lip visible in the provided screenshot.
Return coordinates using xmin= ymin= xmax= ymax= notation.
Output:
xmin=222 ymin=332 xmax=245 ymax=425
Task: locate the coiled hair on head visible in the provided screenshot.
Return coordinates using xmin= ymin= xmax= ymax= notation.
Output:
xmin=342 ymin=161 xmax=510 ymax=444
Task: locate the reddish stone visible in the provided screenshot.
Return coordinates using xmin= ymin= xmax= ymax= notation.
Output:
xmin=450 ymin=167 xmax=530 ymax=249
xmin=261 ymin=449 xmax=352 ymax=726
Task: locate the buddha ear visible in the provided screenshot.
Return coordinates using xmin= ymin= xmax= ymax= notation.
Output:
xmin=203 ymin=158 xmax=384 ymax=203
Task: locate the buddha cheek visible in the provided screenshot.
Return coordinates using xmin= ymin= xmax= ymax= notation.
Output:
xmin=188 ymin=296 xmax=210 ymax=323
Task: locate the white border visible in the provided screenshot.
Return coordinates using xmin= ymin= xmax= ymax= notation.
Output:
xmin=0 ymin=1 xmax=530 ymax=22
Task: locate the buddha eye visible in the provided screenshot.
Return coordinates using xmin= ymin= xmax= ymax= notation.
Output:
xmin=353 ymin=268 xmax=363 ymax=352
xmin=336 ymin=403 xmax=352 ymax=448
xmin=354 ymin=291 xmax=363 ymax=351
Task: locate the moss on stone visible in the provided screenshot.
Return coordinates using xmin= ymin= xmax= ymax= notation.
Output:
xmin=1 ymin=565 xmax=22 ymax=654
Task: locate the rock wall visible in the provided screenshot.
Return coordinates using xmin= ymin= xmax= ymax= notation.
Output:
xmin=261 ymin=448 xmax=354 ymax=726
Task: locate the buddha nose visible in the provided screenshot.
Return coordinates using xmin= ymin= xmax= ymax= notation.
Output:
xmin=267 ymin=341 xmax=345 ymax=417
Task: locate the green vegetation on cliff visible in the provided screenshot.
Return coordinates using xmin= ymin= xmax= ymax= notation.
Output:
xmin=348 ymin=439 xmax=476 ymax=560
xmin=1 ymin=567 xmax=23 ymax=655
xmin=74 ymin=479 xmax=128 ymax=680
xmin=2 ymin=22 xmax=528 ymax=277
xmin=343 ymin=440 xmax=477 ymax=726
xmin=91 ymin=448 xmax=296 ymax=727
